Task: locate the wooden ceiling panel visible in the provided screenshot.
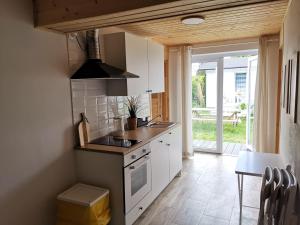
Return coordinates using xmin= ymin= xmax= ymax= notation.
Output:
xmin=37 ymin=0 xmax=286 ymax=34
xmin=118 ymin=0 xmax=288 ymax=45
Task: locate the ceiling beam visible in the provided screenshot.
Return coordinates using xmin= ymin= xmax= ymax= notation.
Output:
xmin=33 ymin=0 xmax=280 ymax=33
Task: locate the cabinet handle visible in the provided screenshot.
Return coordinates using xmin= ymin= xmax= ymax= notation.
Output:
xmin=131 ymin=155 xmax=136 ymax=159
xmin=159 ymin=140 xmax=163 ymax=143
xmin=166 ymin=144 xmax=170 ymax=146
xmin=145 ymin=90 xmax=153 ymax=93
xmin=139 ymin=206 xmax=143 ymax=210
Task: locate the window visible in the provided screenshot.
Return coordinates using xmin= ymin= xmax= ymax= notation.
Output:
xmin=235 ymin=73 xmax=246 ymax=91
xmin=235 ymin=73 xmax=247 ymax=103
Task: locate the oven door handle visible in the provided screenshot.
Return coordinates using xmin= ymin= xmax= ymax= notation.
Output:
xmin=127 ymin=153 xmax=151 ymax=170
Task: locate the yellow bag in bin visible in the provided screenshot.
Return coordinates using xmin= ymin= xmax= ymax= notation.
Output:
xmin=56 ymin=183 xmax=111 ymax=225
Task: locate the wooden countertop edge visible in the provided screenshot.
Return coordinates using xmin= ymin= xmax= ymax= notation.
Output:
xmin=75 ymin=123 xmax=181 ymax=155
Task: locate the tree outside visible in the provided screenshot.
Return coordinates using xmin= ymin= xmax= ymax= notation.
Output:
xmin=192 ymin=69 xmax=206 ymax=108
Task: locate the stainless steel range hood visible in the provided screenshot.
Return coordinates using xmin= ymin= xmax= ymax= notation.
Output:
xmin=71 ymin=29 xmax=139 ymax=79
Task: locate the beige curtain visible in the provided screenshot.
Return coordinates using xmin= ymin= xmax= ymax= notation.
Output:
xmin=253 ymin=35 xmax=279 ymax=153
xmin=169 ymin=46 xmax=193 ymax=157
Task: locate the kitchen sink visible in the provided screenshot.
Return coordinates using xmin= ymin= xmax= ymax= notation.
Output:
xmin=148 ymin=122 xmax=176 ymax=128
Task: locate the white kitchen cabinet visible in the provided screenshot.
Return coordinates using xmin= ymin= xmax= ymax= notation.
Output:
xmin=104 ymin=32 xmax=148 ymax=96
xmin=103 ymin=32 xmax=164 ymax=96
xmin=125 ymin=33 xmax=149 ymax=96
xmin=150 ymin=133 xmax=170 ymax=200
xmin=148 ymin=41 xmax=164 ymax=93
xmin=150 ymin=125 xmax=182 ymax=201
xmin=168 ymin=126 xmax=183 ymax=180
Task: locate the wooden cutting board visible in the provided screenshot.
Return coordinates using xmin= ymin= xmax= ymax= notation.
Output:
xmin=78 ymin=113 xmax=90 ymax=147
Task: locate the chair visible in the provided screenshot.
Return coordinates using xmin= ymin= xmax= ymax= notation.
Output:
xmin=265 ymin=167 xmax=283 ymax=225
xmin=258 ymin=166 xmax=274 ymax=225
xmin=278 ymin=167 xmax=298 ymax=225
xmin=257 ymin=166 xmax=298 ymax=225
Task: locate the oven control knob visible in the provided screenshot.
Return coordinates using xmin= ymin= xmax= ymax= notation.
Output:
xmin=131 ymin=155 xmax=136 ymax=159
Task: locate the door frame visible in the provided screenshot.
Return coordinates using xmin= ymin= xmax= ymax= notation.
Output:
xmin=192 ymin=49 xmax=258 ymax=153
xmin=246 ymin=55 xmax=258 ymax=147
xmin=192 ymin=57 xmax=224 ymax=153
xmin=216 ymin=57 xmax=224 ymax=153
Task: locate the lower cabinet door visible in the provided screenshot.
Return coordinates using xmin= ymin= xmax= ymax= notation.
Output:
xmin=169 ymin=126 xmax=183 ymax=180
xmin=150 ymin=137 xmax=170 ymax=200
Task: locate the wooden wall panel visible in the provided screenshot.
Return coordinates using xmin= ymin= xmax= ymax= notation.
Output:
xmin=151 ymin=59 xmax=170 ymax=121
xmin=275 ymin=49 xmax=283 ymax=153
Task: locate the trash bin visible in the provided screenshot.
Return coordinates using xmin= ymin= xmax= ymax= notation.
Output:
xmin=56 ymin=183 xmax=111 ymax=225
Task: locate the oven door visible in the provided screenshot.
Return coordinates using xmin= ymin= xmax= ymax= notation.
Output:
xmin=124 ymin=153 xmax=151 ymax=213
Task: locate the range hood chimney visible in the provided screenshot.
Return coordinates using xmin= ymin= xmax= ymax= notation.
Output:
xmin=71 ymin=29 xmax=139 ymax=79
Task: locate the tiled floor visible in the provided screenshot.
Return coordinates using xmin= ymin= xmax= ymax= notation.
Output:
xmin=134 ymin=152 xmax=261 ymax=225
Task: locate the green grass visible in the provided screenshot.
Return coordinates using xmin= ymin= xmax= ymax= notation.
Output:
xmin=192 ymin=118 xmax=246 ymax=143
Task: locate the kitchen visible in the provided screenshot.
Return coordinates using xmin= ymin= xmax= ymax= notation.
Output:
xmin=1 ymin=1 xmax=300 ymax=225
xmin=68 ymin=28 xmax=182 ymax=225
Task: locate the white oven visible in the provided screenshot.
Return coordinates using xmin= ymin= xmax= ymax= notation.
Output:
xmin=124 ymin=146 xmax=151 ymax=213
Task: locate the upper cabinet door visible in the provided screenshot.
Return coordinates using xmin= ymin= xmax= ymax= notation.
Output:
xmin=148 ymin=41 xmax=165 ymax=93
xmin=125 ymin=33 xmax=149 ymax=96
xmin=103 ymin=32 xmax=164 ymax=96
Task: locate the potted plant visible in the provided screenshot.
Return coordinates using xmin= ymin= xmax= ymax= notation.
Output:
xmin=126 ymin=96 xmax=140 ymax=130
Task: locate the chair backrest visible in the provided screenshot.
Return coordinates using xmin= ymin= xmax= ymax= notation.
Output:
xmin=266 ymin=167 xmax=283 ymax=225
xmin=258 ymin=166 xmax=274 ymax=225
xmin=257 ymin=166 xmax=298 ymax=225
xmin=278 ymin=168 xmax=298 ymax=225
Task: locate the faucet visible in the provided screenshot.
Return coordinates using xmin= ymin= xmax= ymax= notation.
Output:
xmin=146 ymin=115 xmax=162 ymax=126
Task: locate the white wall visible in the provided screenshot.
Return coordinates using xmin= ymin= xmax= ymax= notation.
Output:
xmin=280 ymin=0 xmax=300 ymax=220
xmin=280 ymin=0 xmax=300 ymax=177
xmin=0 ymin=1 xmax=76 ymax=225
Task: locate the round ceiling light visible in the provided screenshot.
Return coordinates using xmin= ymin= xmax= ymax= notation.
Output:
xmin=181 ymin=15 xmax=205 ymax=25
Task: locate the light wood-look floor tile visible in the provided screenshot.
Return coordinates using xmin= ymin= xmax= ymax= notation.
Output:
xmin=134 ymin=153 xmax=261 ymax=225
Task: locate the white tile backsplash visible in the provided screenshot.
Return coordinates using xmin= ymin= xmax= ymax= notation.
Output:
xmin=71 ymin=79 xmax=150 ymax=141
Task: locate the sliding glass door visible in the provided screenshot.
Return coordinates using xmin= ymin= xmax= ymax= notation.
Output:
xmin=192 ymin=51 xmax=258 ymax=154
xmin=192 ymin=58 xmax=223 ymax=153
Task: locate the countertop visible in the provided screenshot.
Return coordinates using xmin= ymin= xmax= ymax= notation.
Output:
xmin=76 ymin=123 xmax=180 ymax=155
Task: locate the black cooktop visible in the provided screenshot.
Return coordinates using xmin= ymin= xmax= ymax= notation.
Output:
xmin=90 ymin=136 xmax=141 ymax=148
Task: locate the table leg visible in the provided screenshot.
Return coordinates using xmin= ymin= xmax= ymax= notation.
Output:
xmin=237 ymin=174 xmax=244 ymax=225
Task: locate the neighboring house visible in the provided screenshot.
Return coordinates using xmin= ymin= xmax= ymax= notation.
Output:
xmin=192 ymin=56 xmax=257 ymax=111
